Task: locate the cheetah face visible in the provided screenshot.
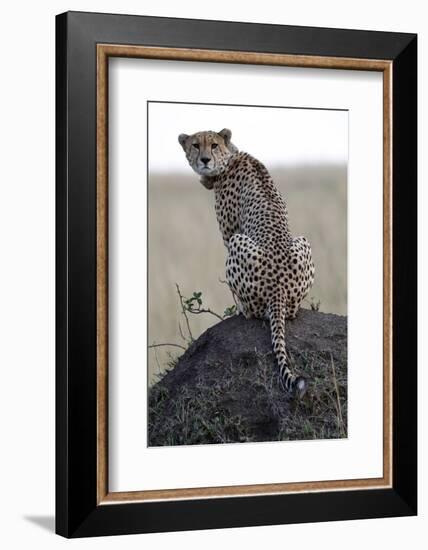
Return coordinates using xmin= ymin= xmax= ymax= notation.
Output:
xmin=178 ymin=128 xmax=234 ymax=178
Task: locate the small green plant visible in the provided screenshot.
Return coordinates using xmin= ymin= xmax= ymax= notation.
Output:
xmin=223 ymin=305 xmax=237 ymax=318
xmin=309 ymin=297 xmax=321 ymax=311
xmin=181 ymin=290 xmax=223 ymax=321
xmin=183 ymin=291 xmax=202 ymax=309
xmin=149 ymin=283 xmax=236 ymax=355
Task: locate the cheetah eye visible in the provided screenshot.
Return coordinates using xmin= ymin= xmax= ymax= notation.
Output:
xmin=192 ymin=143 xmax=200 ymax=150
xmin=211 ymin=143 xmax=218 ymax=150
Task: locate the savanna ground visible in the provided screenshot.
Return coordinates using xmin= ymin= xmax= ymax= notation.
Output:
xmin=148 ymin=164 xmax=347 ymax=386
xmin=148 ymin=310 xmax=348 ymax=446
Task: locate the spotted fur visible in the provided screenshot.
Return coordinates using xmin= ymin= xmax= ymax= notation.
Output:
xmin=179 ymin=128 xmax=315 ymax=397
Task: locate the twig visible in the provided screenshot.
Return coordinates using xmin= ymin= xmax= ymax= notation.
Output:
xmin=218 ymin=276 xmax=239 ymax=309
xmin=148 ymin=343 xmax=186 ymax=351
xmin=230 ymin=291 xmax=239 ymax=308
xmin=178 ymin=321 xmax=186 ymax=342
xmin=186 ymin=306 xmax=224 ymax=322
xmin=220 ymin=278 xmax=239 ymax=308
xmin=175 ymin=283 xmax=194 ymax=342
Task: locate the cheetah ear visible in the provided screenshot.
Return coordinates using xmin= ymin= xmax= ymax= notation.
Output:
xmin=218 ymin=128 xmax=232 ymax=145
xmin=178 ymin=133 xmax=189 ymax=150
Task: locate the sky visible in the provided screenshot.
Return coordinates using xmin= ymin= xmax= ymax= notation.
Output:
xmin=148 ymin=101 xmax=348 ymax=173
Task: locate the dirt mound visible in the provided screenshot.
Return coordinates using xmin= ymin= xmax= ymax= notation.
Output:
xmin=149 ymin=309 xmax=347 ymax=446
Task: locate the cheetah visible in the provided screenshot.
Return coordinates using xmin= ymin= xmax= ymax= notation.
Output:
xmin=178 ymin=128 xmax=315 ymax=397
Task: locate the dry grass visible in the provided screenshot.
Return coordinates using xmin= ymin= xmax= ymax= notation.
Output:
xmin=148 ymin=348 xmax=348 ymax=446
xmin=148 ymin=164 xmax=347 ymax=385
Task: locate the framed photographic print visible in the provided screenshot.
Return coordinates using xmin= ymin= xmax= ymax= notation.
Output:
xmin=56 ymin=11 xmax=417 ymax=538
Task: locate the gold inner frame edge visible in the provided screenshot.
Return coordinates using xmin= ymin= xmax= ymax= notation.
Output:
xmin=96 ymin=44 xmax=393 ymax=505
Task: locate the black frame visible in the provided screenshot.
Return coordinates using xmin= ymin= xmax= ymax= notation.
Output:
xmin=56 ymin=11 xmax=417 ymax=538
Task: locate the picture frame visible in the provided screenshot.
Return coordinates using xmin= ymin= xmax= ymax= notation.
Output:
xmin=56 ymin=11 xmax=417 ymax=538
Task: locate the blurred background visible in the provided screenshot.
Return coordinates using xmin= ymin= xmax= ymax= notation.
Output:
xmin=148 ymin=102 xmax=347 ymax=384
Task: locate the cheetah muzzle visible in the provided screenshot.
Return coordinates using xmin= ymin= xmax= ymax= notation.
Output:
xmin=179 ymin=128 xmax=315 ymax=397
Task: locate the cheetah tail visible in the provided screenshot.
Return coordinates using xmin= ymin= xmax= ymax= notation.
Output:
xmin=268 ymin=297 xmax=307 ymax=398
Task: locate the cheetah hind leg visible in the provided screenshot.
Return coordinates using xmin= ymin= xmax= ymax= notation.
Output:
xmin=268 ymin=295 xmax=307 ymax=399
xmin=225 ymin=234 xmax=265 ymax=320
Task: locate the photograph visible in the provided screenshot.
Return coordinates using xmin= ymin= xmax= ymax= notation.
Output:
xmin=0 ymin=0 xmax=421 ymax=545
xmin=147 ymin=101 xmax=348 ymax=446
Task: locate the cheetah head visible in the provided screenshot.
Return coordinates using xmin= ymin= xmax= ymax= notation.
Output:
xmin=178 ymin=128 xmax=236 ymax=179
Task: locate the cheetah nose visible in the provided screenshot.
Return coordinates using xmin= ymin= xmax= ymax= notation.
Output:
xmin=200 ymin=157 xmax=210 ymax=165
